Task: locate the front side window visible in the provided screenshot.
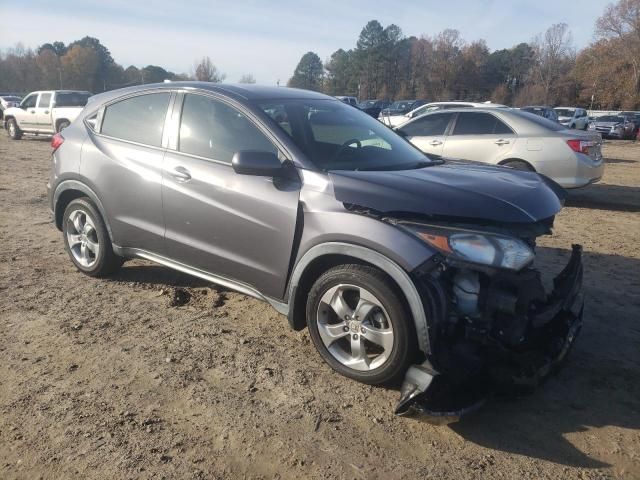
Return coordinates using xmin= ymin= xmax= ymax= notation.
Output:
xmin=179 ymin=94 xmax=276 ymax=163
xmin=21 ymin=94 xmax=37 ymax=109
xmin=399 ymin=112 xmax=454 ymax=137
xmin=101 ymin=93 xmax=170 ymax=147
xmin=452 ymin=112 xmax=513 ymax=135
xmin=38 ymin=93 xmax=52 ymax=108
xmin=259 ymin=99 xmax=430 ymax=171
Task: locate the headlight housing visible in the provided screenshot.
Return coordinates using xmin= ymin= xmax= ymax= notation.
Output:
xmin=401 ymin=223 xmax=535 ymax=270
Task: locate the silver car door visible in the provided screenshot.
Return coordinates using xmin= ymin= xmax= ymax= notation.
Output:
xmin=162 ymin=93 xmax=301 ymax=299
xmin=397 ymin=112 xmax=454 ymax=157
xmin=81 ymin=91 xmax=171 ymax=253
xmin=443 ymin=111 xmax=516 ymax=164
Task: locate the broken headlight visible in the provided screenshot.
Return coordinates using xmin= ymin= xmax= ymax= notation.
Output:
xmin=402 ymin=224 xmax=535 ymax=271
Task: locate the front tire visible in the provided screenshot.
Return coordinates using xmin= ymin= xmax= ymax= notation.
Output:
xmin=306 ymin=265 xmax=415 ymax=385
xmin=7 ymin=119 xmax=22 ymax=140
xmin=62 ymin=198 xmax=123 ymax=277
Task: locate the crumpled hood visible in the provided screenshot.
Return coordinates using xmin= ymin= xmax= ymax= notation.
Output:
xmin=329 ymin=162 xmax=566 ymax=224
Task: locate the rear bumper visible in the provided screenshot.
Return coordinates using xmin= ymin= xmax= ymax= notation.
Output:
xmin=555 ymin=154 xmax=605 ymax=189
xmin=396 ymin=245 xmax=584 ymax=420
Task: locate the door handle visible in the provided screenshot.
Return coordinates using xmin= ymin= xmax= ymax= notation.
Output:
xmin=429 ymin=140 xmax=443 ymax=146
xmin=495 ymin=139 xmax=510 ymax=145
xmin=44 ymin=110 xmax=49 ymax=114
xmin=30 ymin=110 xmax=36 ymax=114
xmin=170 ymin=166 xmax=191 ymax=182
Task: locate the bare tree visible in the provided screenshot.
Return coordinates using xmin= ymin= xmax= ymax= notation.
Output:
xmin=238 ymin=74 xmax=256 ymax=84
xmin=596 ymin=0 xmax=640 ymax=94
xmin=532 ymin=23 xmax=575 ymax=103
xmin=193 ymin=56 xmax=225 ymax=82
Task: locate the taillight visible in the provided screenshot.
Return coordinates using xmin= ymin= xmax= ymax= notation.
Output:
xmin=566 ymin=139 xmax=594 ymax=154
xmin=51 ymin=133 xmax=64 ymax=152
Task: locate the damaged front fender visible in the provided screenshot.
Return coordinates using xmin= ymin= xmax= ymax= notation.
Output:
xmin=395 ymin=245 xmax=584 ymax=422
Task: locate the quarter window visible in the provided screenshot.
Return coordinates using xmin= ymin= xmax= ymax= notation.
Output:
xmin=452 ymin=112 xmax=513 ymax=135
xmin=399 ymin=112 xmax=454 ymax=137
xmin=179 ymin=94 xmax=276 ymax=163
xmin=38 ymin=93 xmax=52 ymax=108
xmin=101 ymin=93 xmax=170 ymax=147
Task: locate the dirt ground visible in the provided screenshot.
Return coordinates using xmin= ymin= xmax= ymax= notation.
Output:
xmin=0 ymin=133 xmax=639 ymax=480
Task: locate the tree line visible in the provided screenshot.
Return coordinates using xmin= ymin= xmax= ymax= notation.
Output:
xmin=288 ymin=0 xmax=640 ymax=110
xmin=0 ymin=37 xmax=255 ymax=94
xmin=1 ymin=0 xmax=637 ymax=110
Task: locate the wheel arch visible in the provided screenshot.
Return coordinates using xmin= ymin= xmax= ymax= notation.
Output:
xmin=54 ymin=180 xmax=114 ymax=241
xmin=286 ymin=242 xmax=432 ymax=355
xmin=498 ymin=158 xmax=536 ymax=171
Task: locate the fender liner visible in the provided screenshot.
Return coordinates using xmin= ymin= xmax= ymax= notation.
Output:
xmin=287 ymin=242 xmax=431 ymax=355
xmin=53 ymin=180 xmax=114 ymax=240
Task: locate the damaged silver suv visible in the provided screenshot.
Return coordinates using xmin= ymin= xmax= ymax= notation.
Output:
xmin=48 ymin=83 xmax=584 ymax=417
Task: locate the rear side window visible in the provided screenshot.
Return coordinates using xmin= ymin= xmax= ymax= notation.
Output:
xmin=38 ymin=93 xmax=52 ymax=108
xmin=399 ymin=112 xmax=454 ymax=137
xmin=452 ymin=112 xmax=513 ymax=135
xmin=101 ymin=93 xmax=170 ymax=147
xmin=179 ymin=94 xmax=276 ymax=163
xmin=55 ymin=92 xmax=91 ymax=107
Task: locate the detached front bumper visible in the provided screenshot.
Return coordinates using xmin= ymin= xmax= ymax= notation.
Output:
xmin=396 ymin=245 xmax=584 ymax=421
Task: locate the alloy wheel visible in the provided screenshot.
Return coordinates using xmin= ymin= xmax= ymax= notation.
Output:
xmin=316 ymin=284 xmax=394 ymax=371
xmin=66 ymin=209 xmax=100 ymax=268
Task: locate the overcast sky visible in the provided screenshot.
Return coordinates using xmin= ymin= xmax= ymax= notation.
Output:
xmin=1 ymin=0 xmax=606 ymax=85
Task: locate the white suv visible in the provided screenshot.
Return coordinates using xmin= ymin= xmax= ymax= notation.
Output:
xmin=554 ymin=107 xmax=589 ymax=130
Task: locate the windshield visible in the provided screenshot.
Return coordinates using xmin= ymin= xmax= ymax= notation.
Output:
xmin=554 ymin=108 xmax=575 ymax=117
xmin=597 ymin=115 xmax=624 ymax=122
xmin=257 ymin=99 xmax=430 ymax=171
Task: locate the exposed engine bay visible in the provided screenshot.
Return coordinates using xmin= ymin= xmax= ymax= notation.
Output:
xmin=380 ymin=214 xmax=584 ymax=420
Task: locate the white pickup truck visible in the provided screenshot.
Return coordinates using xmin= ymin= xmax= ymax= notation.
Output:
xmin=3 ymin=90 xmax=91 ymax=139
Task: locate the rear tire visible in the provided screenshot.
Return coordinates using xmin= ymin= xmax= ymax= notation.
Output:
xmin=62 ymin=198 xmax=124 ymax=277
xmin=502 ymin=159 xmax=534 ymax=172
xmin=306 ymin=264 xmax=415 ymax=385
xmin=7 ymin=119 xmax=22 ymax=140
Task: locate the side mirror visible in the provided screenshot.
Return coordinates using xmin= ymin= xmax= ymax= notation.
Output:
xmin=232 ymin=151 xmax=283 ymax=176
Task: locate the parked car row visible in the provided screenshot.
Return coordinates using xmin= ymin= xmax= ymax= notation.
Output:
xmin=3 ymin=90 xmax=91 ymax=138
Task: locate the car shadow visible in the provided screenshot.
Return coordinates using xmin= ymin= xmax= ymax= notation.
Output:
xmin=110 ymin=263 xmax=211 ymax=289
xmin=449 ymin=246 xmax=640 ymax=469
xmin=566 ymin=183 xmax=640 ymax=212
xmin=604 ymin=157 xmax=636 ymax=164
